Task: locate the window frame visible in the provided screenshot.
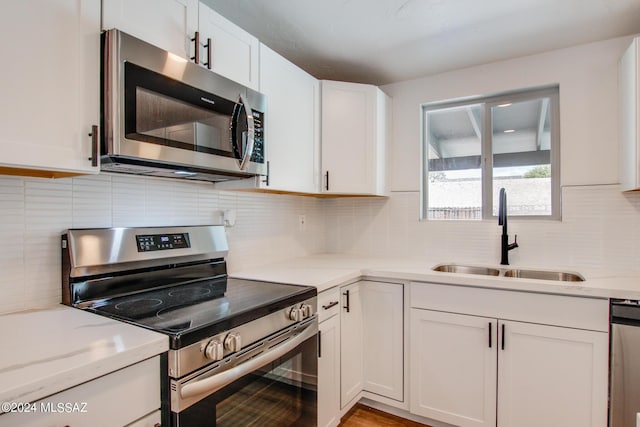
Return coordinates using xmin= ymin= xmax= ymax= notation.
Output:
xmin=420 ymin=85 xmax=561 ymax=221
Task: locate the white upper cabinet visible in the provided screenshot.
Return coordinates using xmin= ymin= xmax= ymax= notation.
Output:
xmin=0 ymin=0 xmax=101 ymax=176
xmin=619 ymin=37 xmax=640 ymax=191
xmin=102 ymin=0 xmax=198 ymax=60
xmin=199 ymin=3 xmax=260 ymax=90
xmin=259 ymin=44 xmax=319 ymax=193
xmin=321 ymin=81 xmax=390 ymax=196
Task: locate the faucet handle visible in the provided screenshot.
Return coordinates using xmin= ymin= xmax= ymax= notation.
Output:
xmin=509 ymin=234 xmax=519 ymax=250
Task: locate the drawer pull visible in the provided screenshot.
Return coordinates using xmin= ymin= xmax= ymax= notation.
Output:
xmin=322 ymin=301 xmax=339 ymax=310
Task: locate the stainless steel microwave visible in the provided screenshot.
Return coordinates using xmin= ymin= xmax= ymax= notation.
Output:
xmin=101 ymin=29 xmax=267 ymax=182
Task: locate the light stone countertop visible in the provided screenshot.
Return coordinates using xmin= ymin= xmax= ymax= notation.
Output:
xmin=230 ymin=254 xmax=640 ymax=299
xmin=0 ymin=305 xmax=168 ymax=408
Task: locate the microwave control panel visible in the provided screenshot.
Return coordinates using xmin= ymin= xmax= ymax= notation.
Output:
xmin=136 ymin=233 xmax=191 ymax=252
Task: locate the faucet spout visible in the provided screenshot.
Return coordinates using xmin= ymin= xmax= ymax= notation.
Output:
xmin=498 ymin=188 xmax=518 ymax=265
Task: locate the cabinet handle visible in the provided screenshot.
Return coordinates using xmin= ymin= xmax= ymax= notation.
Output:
xmin=191 ymin=31 xmax=200 ymax=64
xmin=322 ymin=301 xmax=339 ymax=310
xmin=88 ymin=125 xmax=98 ymax=167
xmin=324 ymin=171 xmax=330 ymax=191
xmin=318 ymin=331 xmax=322 ymax=358
xmin=343 ymin=289 xmax=350 ymax=313
xmin=203 ymin=37 xmax=212 ymax=69
xmin=488 ymin=322 xmax=492 ymax=348
xmin=501 ymin=323 xmax=505 ymax=350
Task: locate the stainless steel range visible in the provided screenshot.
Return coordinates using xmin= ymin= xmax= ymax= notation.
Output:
xmin=61 ymin=226 xmax=317 ymax=426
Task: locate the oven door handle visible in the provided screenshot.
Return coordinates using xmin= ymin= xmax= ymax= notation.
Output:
xmin=180 ymin=322 xmax=317 ymax=400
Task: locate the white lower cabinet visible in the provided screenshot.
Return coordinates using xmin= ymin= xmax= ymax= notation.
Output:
xmin=361 ymin=281 xmax=404 ymax=402
xmin=410 ymin=310 xmax=497 ymax=427
xmin=319 ymin=314 xmax=341 ymax=427
xmin=497 ymin=320 xmax=608 ymax=427
xmin=340 ymin=281 xmax=363 ymax=409
xmin=409 ymin=282 xmax=609 ymax=427
xmin=318 ymin=280 xmax=405 ymax=424
xmin=339 ymin=281 xmax=404 ymax=411
xmin=0 ymin=356 xmax=161 ymax=427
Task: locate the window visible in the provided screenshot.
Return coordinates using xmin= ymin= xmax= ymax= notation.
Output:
xmin=421 ymin=86 xmax=560 ymax=220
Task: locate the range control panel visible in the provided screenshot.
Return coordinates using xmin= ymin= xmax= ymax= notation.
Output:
xmin=135 ymin=233 xmax=191 ymax=252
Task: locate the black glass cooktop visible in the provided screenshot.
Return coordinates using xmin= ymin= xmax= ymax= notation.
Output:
xmin=88 ymin=278 xmax=315 ymax=349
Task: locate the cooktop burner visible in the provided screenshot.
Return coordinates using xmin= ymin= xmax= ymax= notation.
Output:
xmin=89 ymin=278 xmax=315 ymax=348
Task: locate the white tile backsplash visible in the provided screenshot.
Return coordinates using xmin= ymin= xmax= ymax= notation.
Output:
xmin=0 ymin=173 xmax=323 ymax=314
xmin=324 ymin=184 xmax=640 ymax=272
xmin=1 ymin=173 xmax=639 ymax=315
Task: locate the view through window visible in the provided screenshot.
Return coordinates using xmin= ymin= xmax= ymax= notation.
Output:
xmin=422 ymin=86 xmax=560 ymax=220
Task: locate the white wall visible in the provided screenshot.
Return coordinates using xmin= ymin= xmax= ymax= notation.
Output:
xmin=0 ymin=174 xmax=324 ymax=314
xmin=323 ymin=35 xmax=640 ymax=273
xmin=382 ymin=35 xmax=632 ymax=190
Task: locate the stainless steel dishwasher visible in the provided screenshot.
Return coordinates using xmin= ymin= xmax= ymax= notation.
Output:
xmin=610 ymin=299 xmax=640 ymax=427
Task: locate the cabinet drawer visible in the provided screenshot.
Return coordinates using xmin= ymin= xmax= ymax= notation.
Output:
xmin=0 ymin=357 xmax=160 ymax=427
xmin=410 ymin=282 xmax=608 ymax=332
xmin=318 ymin=287 xmax=341 ymax=322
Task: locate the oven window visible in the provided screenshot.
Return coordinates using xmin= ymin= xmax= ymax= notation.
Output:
xmin=124 ymin=62 xmax=239 ymax=158
xmin=174 ymin=339 xmax=317 ymax=427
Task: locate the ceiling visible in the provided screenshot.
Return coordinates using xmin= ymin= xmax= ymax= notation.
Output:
xmin=203 ymin=0 xmax=640 ymax=85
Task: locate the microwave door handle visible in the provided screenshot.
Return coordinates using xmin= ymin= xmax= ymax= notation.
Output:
xmin=179 ymin=322 xmax=317 ymax=400
xmin=238 ymin=94 xmax=255 ymax=171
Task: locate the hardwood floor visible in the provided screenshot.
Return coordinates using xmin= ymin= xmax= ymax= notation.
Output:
xmin=338 ymin=404 xmax=431 ymax=427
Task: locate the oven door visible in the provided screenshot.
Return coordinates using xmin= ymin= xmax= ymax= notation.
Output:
xmin=170 ymin=318 xmax=317 ymax=427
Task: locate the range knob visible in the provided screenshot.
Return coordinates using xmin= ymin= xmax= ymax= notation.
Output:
xmin=289 ymin=306 xmax=302 ymax=321
xmin=301 ymin=303 xmax=313 ymax=318
xmin=204 ymin=339 xmax=224 ymax=361
xmin=224 ymin=332 xmax=242 ymax=353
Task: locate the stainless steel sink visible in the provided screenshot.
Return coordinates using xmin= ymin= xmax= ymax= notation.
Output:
xmin=432 ymin=264 xmax=585 ymax=282
xmin=503 ymin=269 xmax=585 ymax=282
xmin=432 ymin=264 xmax=501 ymax=276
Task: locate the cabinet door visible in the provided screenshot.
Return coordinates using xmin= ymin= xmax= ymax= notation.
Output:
xmin=321 ymin=81 xmax=388 ymax=195
xmin=259 ymin=44 xmax=319 ymax=193
xmin=497 ymin=320 xmax=608 ymax=427
xmin=0 ymin=357 xmax=160 ymax=427
xmin=619 ymin=37 xmax=640 ymax=191
xmin=318 ymin=315 xmax=341 ymax=427
xmin=361 ymin=281 xmax=403 ymax=401
xmin=409 ymin=309 xmax=497 ymax=427
xmin=102 ymin=0 xmax=198 ymax=59
xmin=340 ymin=281 xmax=363 ymax=409
xmin=199 ymin=3 xmax=259 ymax=90
xmin=0 ymin=0 xmax=100 ymax=176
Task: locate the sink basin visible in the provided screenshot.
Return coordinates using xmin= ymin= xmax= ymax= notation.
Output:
xmin=432 ymin=264 xmax=585 ymax=282
xmin=432 ymin=264 xmax=501 ymax=276
xmin=503 ymin=269 xmax=585 ymax=282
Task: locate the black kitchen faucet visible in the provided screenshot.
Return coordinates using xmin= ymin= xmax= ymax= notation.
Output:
xmin=498 ymin=188 xmax=518 ymax=265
